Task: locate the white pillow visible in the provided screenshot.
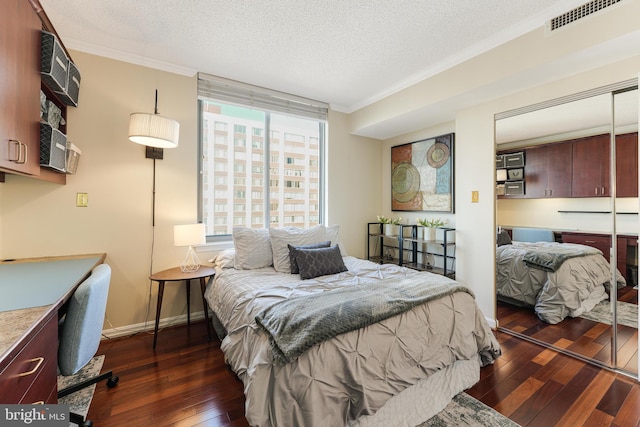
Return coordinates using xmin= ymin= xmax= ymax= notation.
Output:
xmin=325 ymin=224 xmax=347 ymax=256
xmin=232 ymin=227 xmax=272 ymax=269
xmin=270 ymin=225 xmax=327 ymax=273
xmin=210 ymin=249 xmax=235 ymax=269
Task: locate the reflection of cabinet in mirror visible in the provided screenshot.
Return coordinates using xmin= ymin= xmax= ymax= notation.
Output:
xmin=524 ymin=142 xmax=572 ymax=198
xmin=572 ymin=134 xmax=610 ymax=197
xmin=616 ymin=132 xmax=638 ymax=197
xmin=498 ymin=132 xmax=638 ymax=199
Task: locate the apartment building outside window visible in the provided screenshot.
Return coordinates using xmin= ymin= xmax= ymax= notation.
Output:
xmin=197 ymin=74 xmax=328 ymax=238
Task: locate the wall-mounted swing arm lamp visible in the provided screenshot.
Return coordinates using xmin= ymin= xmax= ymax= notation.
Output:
xmin=128 ymin=89 xmax=180 ymax=149
xmin=128 ymin=90 xmax=180 ymax=226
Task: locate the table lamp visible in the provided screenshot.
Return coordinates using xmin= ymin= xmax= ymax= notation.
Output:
xmin=174 ymin=224 xmax=206 ymax=272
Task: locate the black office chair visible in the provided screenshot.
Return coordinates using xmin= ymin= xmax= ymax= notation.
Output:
xmin=57 ymin=264 xmax=119 ymax=427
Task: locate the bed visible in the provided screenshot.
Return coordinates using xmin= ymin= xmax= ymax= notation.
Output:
xmin=496 ymin=227 xmax=626 ymax=324
xmin=205 ymin=225 xmax=501 ymax=427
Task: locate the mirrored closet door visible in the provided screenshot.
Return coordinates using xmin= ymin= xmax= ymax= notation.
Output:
xmin=495 ymin=81 xmax=638 ymax=378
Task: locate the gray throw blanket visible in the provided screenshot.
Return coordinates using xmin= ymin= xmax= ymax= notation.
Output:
xmin=523 ymin=244 xmax=600 ymax=272
xmin=255 ymin=276 xmax=474 ymax=365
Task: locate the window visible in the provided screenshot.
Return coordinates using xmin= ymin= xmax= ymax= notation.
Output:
xmin=198 ymin=74 xmax=328 ymax=237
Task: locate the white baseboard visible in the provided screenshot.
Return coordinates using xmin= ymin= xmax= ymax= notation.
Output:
xmin=101 ymin=310 xmax=208 ymax=340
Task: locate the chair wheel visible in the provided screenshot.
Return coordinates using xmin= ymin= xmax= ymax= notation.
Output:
xmin=107 ymin=376 xmax=119 ymax=388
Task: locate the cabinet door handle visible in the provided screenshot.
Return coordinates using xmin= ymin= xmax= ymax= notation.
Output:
xmin=18 ymin=357 xmax=44 ymax=377
xmin=601 ymin=187 xmax=605 ymax=194
xmin=8 ymin=140 xmax=27 ymax=164
xmin=595 ymin=187 xmax=599 ymax=195
xmin=585 ymin=240 xmax=597 ymax=244
xmin=549 ymin=189 xmax=552 ymax=196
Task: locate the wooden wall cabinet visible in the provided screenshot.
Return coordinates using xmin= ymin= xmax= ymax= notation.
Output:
xmin=0 ymin=0 xmax=41 ymax=176
xmin=499 ymin=132 xmax=638 ymax=199
xmin=616 ymin=132 xmax=638 ymax=197
xmin=524 ymin=142 xmax=572 ymax=198
xmin=571 ymin=134 xmax=610 ymax=197
xmin=0 ymin=0 xmax=68 ymax=184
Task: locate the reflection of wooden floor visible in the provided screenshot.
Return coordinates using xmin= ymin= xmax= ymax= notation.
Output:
xmin=497 ymin=286 xmax=638 ymax=375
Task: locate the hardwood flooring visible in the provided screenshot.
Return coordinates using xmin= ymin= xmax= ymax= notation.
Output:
xmin=87 ymin=321 xmax=640 ymax=426
xmin=497 ymin=285 xmax=638 ymax=375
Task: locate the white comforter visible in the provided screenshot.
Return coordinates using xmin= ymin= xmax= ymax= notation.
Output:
xmin=205 ymin=256 xmax=500 ymax=427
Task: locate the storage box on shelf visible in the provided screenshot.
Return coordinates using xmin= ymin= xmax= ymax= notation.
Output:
xmin=367 ymin=223 xmax=456 ymax=278
xmin=40 ymin=122 xmax=66 ymax=172
xmin=41 ymin=31 xmax=68 ymax=94
xmin=496 ymin=151 xmax=525 ymax=197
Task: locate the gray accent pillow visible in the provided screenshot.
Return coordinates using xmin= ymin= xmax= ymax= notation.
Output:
xmin=295 ymin=244 xmax=348 ymax=280
xmin=497 ymin=230 xmax=512 ymax=247
xmin=288 ymin=241 xmax=331 ymax=274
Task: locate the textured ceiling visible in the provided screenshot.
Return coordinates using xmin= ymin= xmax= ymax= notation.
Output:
xmin=39 ymin=0 xmax=591 ymax=113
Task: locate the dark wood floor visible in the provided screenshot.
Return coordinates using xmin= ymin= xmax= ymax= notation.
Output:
xmin=87 ymin=321 xmax=640 ymax=427
xmin=498 ymin=285 xmax=638 ymax=375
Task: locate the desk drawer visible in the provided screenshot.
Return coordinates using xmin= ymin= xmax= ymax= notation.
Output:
xmin=562 ymin=232 xmax=611 ymax=261
xmin=0 ymin=313 xmax=57 ymax=403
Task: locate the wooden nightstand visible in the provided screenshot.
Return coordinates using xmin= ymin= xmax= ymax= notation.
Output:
xmin=149 ymin=266 xmax=215 ymax=349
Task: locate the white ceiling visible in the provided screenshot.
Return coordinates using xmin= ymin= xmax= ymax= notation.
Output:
xmin=40 ymin=0 xmax=594 ymax=116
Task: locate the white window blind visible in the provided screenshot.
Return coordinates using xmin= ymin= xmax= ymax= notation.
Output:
xmin=198 ymin=73 xmax=328 ymax=120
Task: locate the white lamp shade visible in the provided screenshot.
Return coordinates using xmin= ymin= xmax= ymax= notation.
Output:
xmin=129 ymin=113 xmax=180 ymax=148
xmin=496 ymin=169 xmax=507 ymax=181
xmin=174 ymin=224 xmax=206 ymax=247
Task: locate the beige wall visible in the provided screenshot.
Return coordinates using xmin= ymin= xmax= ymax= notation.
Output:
xmin=327 ymin=110 xmax=382 ymax=258
xmin=0 ymin=51 xmax=381 ymax=333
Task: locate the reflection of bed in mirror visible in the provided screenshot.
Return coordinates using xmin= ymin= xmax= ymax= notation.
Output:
xmin=496 ymin=227 xmax=626 ymax=324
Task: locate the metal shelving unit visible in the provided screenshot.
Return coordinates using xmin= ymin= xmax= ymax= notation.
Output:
xmin=367 ymin=223 xmax=456 ymax=278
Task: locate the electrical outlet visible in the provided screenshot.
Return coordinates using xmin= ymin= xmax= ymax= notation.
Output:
xmin=76 ymin=192 xmax=88 ymax=207
xmin=471 ymin=191 xmax=479 ymax=203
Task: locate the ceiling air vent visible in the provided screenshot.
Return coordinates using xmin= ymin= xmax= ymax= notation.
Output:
xmin=550 ymin=0 xmax=621 ymax=30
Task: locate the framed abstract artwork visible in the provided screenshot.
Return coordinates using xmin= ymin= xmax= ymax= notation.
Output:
xmin=391 ymin=133 xmax=455 ymax=212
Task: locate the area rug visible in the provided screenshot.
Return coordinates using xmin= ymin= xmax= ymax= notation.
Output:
xmin=57 ymin=355 xmax=104 ymax=426
xmin=578 ymin=300 xmax=638 ymax=329
xmin=418 ymin=393 xmax=520 ymax=427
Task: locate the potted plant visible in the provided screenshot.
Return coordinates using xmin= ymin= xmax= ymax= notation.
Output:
xmin=377 ymin=215 xmax=402 ymax=236
xmin=417 ymin=218 xmax=447 ymax=241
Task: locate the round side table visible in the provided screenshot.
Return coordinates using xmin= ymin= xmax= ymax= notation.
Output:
xmin=149 ymin=266 xmax=215 ymax=350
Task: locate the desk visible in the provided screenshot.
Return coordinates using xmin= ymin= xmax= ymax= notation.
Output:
xmin=0 ymin=253 xmax=106 ymax=404
xmin=149 ymin=266 xmax=215 ymax=350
